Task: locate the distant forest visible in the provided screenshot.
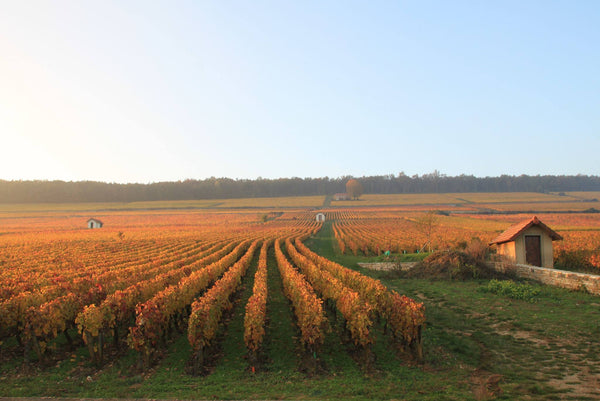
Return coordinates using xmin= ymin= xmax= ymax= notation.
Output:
xmin=1 ymin=173 xmax=600 ymax=203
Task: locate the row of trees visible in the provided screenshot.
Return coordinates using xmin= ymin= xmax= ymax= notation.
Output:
xmin=1 ymin=173 xmax=599 ymax=203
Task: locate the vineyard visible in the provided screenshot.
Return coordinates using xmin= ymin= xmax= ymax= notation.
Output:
xmin=0 ymin=209 xmax=423 ymax=371
xmin=1 ymin=197 xmax=599 ymax=399
xmin=327 ymin=210 xmax=600 ymax=270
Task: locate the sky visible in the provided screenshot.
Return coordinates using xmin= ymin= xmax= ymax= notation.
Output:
xmin=1 ymin=1 xmax=599 ymax=183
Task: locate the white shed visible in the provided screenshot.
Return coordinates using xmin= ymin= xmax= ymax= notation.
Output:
xmin=87 ymin=218 xmax=104 ymax=229
xmin=315 ymin=212 xmax=326 ymax=222
xmin=334 ymin=193 xmax=350 ymax=201
xmin=489 ymin=216 xmax=562 ymax=268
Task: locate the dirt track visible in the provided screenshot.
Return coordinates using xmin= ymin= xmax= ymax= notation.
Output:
xmin=0 ymin=398 xmax=223 ymax=401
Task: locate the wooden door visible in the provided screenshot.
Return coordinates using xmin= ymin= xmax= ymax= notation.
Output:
xmin=525 ymin=235 xmax=542 ymax=266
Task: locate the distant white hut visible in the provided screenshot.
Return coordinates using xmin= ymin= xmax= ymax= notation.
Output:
xmin=87 ymin=218 xmax=104 ymax=229
xmin=334 ymin=193 xmax=350 ymax=201
xmin=315 ymin=212 xmax=326 ymax=222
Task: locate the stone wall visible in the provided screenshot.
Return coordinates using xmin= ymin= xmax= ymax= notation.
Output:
xmin=489 ymin=261 xmax=600 ymax=295
xmin=357 ymin=262 xmax=398 ymax=271
xmin=357 ymin=262 xmax=417 ymax=271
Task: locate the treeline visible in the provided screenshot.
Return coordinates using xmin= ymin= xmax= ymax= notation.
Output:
xmin=1 ymin=173 xmax=600 ymax=203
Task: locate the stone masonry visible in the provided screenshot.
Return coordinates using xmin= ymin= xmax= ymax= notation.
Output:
xmin=490 ymin=261 xmax=600 ymax=295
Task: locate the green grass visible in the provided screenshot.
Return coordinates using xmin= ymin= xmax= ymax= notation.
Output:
xmin=1 ymin=221 xmax=600 ymax=399
xmin=480 ymin=279 xmax=542 ymax=302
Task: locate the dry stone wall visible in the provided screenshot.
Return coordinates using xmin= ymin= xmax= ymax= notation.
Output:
xmin=490 ymin=262 xmax=600 ymax=295
xmin=357 ymin=262 xmax=417 ymax=271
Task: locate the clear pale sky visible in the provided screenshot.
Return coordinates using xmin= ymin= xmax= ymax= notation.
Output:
xmin=1 ymin=1 xmax=599 ymax=183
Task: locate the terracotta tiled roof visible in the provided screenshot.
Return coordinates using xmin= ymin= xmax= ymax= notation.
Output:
xmin=489 ymin=216 xmax=562 ymax=245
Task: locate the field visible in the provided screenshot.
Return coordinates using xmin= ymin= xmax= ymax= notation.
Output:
xmin=330 ymin=192 xmax=600 ymax=214
xmin=1 ymin=193 xmax=600 ymax=400
xmin=0 ymin=196 xmax=327 ymax=214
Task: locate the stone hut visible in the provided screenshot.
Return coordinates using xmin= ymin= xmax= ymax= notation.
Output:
xmin=87 ymin=218 xmax=104 ymax=229
xmin=315 ymin=212 xmax=326 ymax=222
xmin=489 ymin=216 xmax=562 ymax=268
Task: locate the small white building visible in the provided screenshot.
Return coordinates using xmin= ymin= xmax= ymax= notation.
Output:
xmin=87 ymin=218 xmax=104 ymax=229
xmin=489 ymin=216 xmax=562 ymax=268
xmin=315 ymin=212 xmax=326 ymax=222
xmin=334 ymin=193 xmax=350 ymax=201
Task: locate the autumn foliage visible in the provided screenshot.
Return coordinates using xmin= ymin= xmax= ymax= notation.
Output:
xmin=244 ymin=240 xmax=271 ymax=365
xmin=345 ymin=179 xmax=364 ymax=200
xmin=1 ymin=208 xmax=429 ymax=371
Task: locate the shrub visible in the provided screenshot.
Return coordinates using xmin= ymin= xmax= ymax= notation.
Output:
xmin=481 ymin=279 xmax=541 ymax=302
xmin=464 ymin=238 xmax=488 ymax=263
xmin=554 ymin=250 xmax=596 ymax=273
xmin=406 ymin=250 xmax=502 ymax=280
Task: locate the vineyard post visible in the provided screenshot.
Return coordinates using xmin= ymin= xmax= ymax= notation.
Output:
xmin=175 ymin=311 xmax=185 ymax=332
xmin=412 ymin=325 xmax=423 ymax=361
xmin=112 ymin=327 xmax=119 ymax=347
xmin=140 ymin=347 xmax=152 ymax=371
xmin=359 ymin=344 xmax=375 ymax=371
xmin=136 ymin=353 xmax=143 ymax=371
xmin=98 ymin=331 xmax=104 ymax=365
xmin=305 ymin=342 xmax=320 ymax=374
xmin=192 ymin=346 xmax=204 ymax=376
xmin=30 ymin=336 xmax=46 ymax=364
xmin=160 ymin=326 xmax=169 ymax=347
xmin=247 ymin=349 xmax=258 ymax=373
xmin=83 ymin=331 xmax=100 ymax=365
xmin=23 ymin=340 xmax=30 ymax=363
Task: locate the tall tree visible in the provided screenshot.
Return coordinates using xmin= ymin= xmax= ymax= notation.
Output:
xmin=346 ymin=179 xmax=364 ymax=200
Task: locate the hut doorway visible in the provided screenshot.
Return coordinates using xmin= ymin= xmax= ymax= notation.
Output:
xmin=525 ymin=235 xmax=542 ymax=267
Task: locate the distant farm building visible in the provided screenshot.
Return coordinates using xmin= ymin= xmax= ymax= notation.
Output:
xmin=334 ymin=193 xmax=350 ymax=201
xmin=87 ymin=218 xmax=103 ymax=229
xmin=489 ymin=216 xmax=562 ymax=268
xmin=315 ymin=212 xmax=326 ymax=222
